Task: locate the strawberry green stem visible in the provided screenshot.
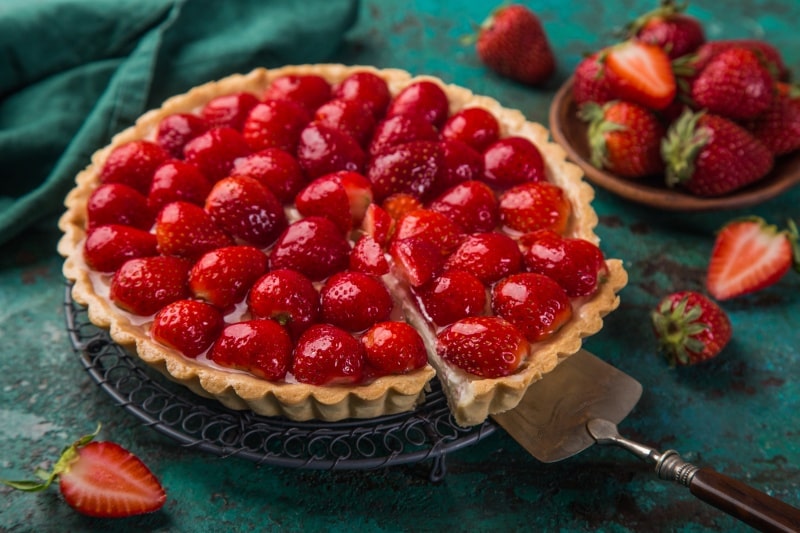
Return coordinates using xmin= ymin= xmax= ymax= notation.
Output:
xmin=661 ymin=109 xmax=711 ymax=188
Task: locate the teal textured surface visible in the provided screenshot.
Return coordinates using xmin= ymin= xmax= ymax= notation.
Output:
xmin=2 ymin=1 xmax=799 ymax=531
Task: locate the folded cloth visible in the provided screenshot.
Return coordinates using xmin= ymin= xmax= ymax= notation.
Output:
xmin=0 ymin=0 xmax=359 ymax=246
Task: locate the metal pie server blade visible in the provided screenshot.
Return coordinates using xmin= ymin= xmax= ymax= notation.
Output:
xmin=490 ymin=349 xmax=800 ymax=532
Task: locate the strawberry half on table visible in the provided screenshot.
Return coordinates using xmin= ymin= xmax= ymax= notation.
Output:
xmin=1 ymin=426 xmax=166 ymax=518
xmin=706 ymin=217 xmax=800 ymax=300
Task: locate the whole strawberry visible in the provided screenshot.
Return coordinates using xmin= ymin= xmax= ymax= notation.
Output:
xmin=661 ymin=110 xmax=773 ymax=196
xmin=581 ymin=100 xmax=665 ymax=179
xmin=745 ymin=86 xmax=800 ymax=156
xmin=625 ymin=0 xmax=706 ymax=59
xmin=571 ymin=52 xmax=615 ymax=106
xmin=476 ymin=4 xmax=556 ymax=86
xmin=651 ymin=291 xmax=732 ymax=366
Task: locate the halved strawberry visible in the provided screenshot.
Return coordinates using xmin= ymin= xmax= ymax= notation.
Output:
xmin=205 ymin=175 xmax=287 ymax=248
xmin=296 ymin=171 xmax=373 ymax=233
xmin=429 ymin=180 xmax=498 ymax=234
xmin=361 ymin=203 xmax=393 ymax=246
xmin=652 ymin=291 xmax=732 ymax=366
xmin=368 ymin=114 xmax=439 ymax=157
xmin=444 ymin=232 xmax=522 ymax=285
xmin=99 ymin=140 xmax=169 ymax=195
xmin=262 ymin=74 xmax=332 ymax=114
xmin=441 ymin=107 xmax=500 ymax=152
xmin=604 ymin=40 xmax=676 ymax=110
xmin=268 ymin=217 xmax=351 ymax=281
xmin=200 ymin=91 xmax=260 ymax=130
xmin=183 ymin=127 xmax=251 ymax=182
xmin=291 ymin=324 xmax=365 ymax=385
xmin=151 ymin=299 xmax=225 ymax=357
xmin=209 ymin=319 xmax=293 ymax=380
xmin=147 ymin=160 xmax=212 ymax=213
xmin=393 ymin=209 xmax=463 ymax=257
xmin=189 ymin=245 xmax=268 ymax=310
xmin=382 ymin=193 xmax=423 ymax=222
xmin=296 ymin=122 xmax=366 ymax=180
xmin=2 ymin=426 xmax=166 ymax=518
xmin=154 ymin=201 xmax=233 ymax=259
xmin=389 ymin=236 xmax=445 ymax=287
xmin=248 ymin=269 xmax=320 ymax=339
xmin=242 ymin=99 xmax=311 ymax=153
xmin=498 ymin=181 xmax=571 ymax=234
xmin=491 ymin=272 xmax=572 ymax=342
xmin=436 ymin=316 xmax=528 ymax=378
xmin=706 ymin=217 xmax=799 ymax=300
xmin=437 ymin=139 xmax=485 ymax=197
xmin=86 ymin=183 xmax=154 ymax=231
xmin=385 ymin=80 xmax=450 ymax=128
xmin=414 ymin=270 xmax=487 ymax=326
xmin=314 ymin=98 xmax=377 ymax=147
xmin=83 ymin=224 xmax=157 ymax=273
xmin=320 ymin=271 xmax=393 ymax=332
xmin=350 ymin=234 xmax=390 ymax=275
xmin=109 ymin=256 xmax=191 ymax=316
xmin=155 ymin=112 xmax=210 ymax=159
xmin=361 ymin=322 xmax=428 ymax=375
xmin=482 ymin=136 xmax=546 ymax=188
xmin=367 ymin=140 xmax=444 ymax=201
xmin=333 ymin=70 xmax=392 ymax=118
xmin=232 ymin=147 xmax=306 ymax=203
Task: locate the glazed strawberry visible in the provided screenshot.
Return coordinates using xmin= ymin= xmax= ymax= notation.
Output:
xmin=333 ymin=70 xmax=392 ymax=118
xmin=110 ymin=255 xmax=191 ymax=316
xmin=242 ymin=99 xmax=311 ymax=153
xmin=205 ymin=175 xmax=287 ymax=248
xmin=2 ymin=427 xmax=166 ymax=518
xmin=604 ymin=40 xmax=676 ymax=110
xmin=368 ymin=114 xmax=439 ymax=157
xmin=393 ymin=209 xmax=463 ymax=257
xmin=320 ymin=271 xmax=393 ymax=332
xmin=482 ymin=136 xmax=546 ymax=188
xmin=154 ymin=201 xmax=233 ymax=259
xmin=385 ymin=80 xmax=450 ymax=128
xmin=147 ymin=160 xmax=212 ymax=213
xmin=706 ymin=217 xmax=799 ymax=301
xmin=296 ymin=122 xmax=366 ymax=179
xmin=414 ymin=270 xmax=487 ymax=326
xmin=361 ymin=322 xmax=428 ymax=375
xmin=209 ymin=319 xmax=293 ymax=380
xmin=86 ymin=183 xmax=154 ymax=230
xmin=689 ymin=39 xmax=790 ymax=82
xmin=151 ymin=299 xmax=225 ymax=357
xmin=188 ymin=245 xmax=268 ymax=310
xmin=437 ymin=139 xmax=484 ymax=196
xmin=83 ymin=224 xmax=157 ymax=273
xmin=436 ymin=316 xmax=528 ymax=378
xmin=521 ymin=229 xmax=608 ymax=297
xmin=571 ymin=52 xmax=615 ymax=106
xmin=368 ymin=140 xmax=444 ymax=201
xmin=296 ymin=171 xmax=373 ymax=233
xmin=444 ymin=232 xmax=522 ymax=284
xmin=441 ymin=107 xmax=500 ymax=152
xmin=651 ymin=291 xmax=732 ymax=366
xmin=691 ymin=47 xmax=774 ymax=120
xmin=183 ymin=127 xmax=251 ymax=182
xmin=262 ymin=74 xmax=332 ymax=114
xmin=155 ymin=112 xmax=210 ymax=159
xmin=232 ymin=147 xmax=306 ymax=203
xmin=498 ymin=181 xmax=571 ymax=234
xmin=314 ymin=98 xmax=376 ymax=147
xmin=390 ymin=236 xmax=445 ymax=287
xmin=268 ymin=217 xmax=351 ymax=281
xmin=662 ymin=110 xmax=773 ymax=196
xmin=382 ymin=192 xmax=423 ymax=221
xmin=580 ymin=100 xmax=665 ymax=178
xmin=362 ymin=202 xmax=393 ymax=246
xmin=626 ymin=0 xmax=705 ymax=59
xmin=746 ymin=91 xmax=800 ymax=156
xmin=491 ymin=272 xmax=572 ymax=342
xmin=475 ymin=4 xmax=555 ymax=86
xmin=291 ymin=324 xmax=365 ymax=385
xmin=429 ymin=180 xmax=499 ymax=234
xmin=200 ymin=91 xmax=260 ymax=130
xmin=350 ymin=234 xmax=390 ymax=275
xmin=248 ymin=269 xmax=320 ymax=339
xmin=99 ymin=140 xmax=170 ymax=195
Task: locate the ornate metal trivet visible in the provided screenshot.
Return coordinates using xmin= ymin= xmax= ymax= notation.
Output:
xmin=63 ymin=284 xmax=496 ymax=481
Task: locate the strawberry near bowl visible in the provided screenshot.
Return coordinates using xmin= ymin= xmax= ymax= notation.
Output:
xmin=548 ymin=77 xmax=800 ymax=212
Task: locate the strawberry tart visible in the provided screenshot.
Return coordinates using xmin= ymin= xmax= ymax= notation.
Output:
xmin=58 ymin=64 xmax=627 ymax=427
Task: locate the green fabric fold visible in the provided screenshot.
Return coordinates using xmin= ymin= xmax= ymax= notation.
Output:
xmin=0 ymin=0 xmax=359 ymax=246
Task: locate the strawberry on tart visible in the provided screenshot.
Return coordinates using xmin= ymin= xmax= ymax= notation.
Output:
xmin=59 ymin=64 xmax=627 ymax=427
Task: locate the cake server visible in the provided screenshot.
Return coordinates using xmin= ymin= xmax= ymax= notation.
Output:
xmin=490 ymin=349 xmax=800 ymax=532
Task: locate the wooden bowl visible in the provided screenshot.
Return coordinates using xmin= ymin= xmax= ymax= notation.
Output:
xmin=548 ymin=78 xmax=800 ymax=212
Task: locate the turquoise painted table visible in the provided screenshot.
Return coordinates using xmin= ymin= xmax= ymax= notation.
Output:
xmin=2 ymin=1 xmax=799 ymax=531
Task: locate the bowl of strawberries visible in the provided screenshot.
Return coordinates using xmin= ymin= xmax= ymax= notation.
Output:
xmin=549 ymin=1 xmax=800 ymax=211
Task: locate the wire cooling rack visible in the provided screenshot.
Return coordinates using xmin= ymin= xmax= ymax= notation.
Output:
xmin=63 ymin=284 xmax=496 ymax=481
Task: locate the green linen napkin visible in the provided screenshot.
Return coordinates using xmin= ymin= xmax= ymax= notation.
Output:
xmin=0 ymin=0 xmax=359 ymax=246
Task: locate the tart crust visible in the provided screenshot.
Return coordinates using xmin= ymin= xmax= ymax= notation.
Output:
xmin=58 ymin=64 xmax=626 ymax=425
